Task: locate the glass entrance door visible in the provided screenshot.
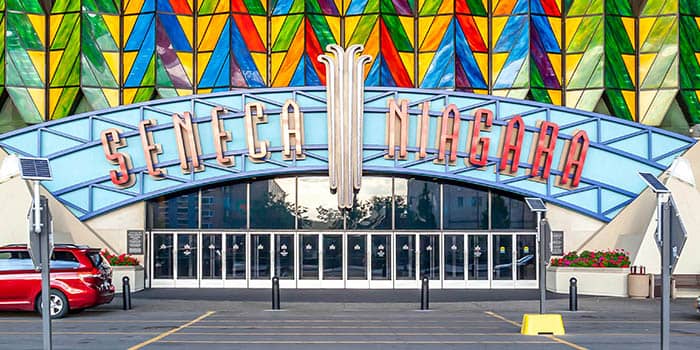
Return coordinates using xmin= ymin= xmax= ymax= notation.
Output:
xmin=443 ymin=235 xmax=465 ymax=288
xmin=467 ymin=234 xmax=489 ymax=288
xmin=275 ymin=234 xmax=295 ymax=288
xmin=175 ymin=233 xmax=198 ymax=287
xmin=249 ymin=234 xmax=271 ymax=288
xmin=152 ymin=233 xmax=174 ymax=287
xmin=346 ymin=234 xmax=369 ymax=288
xmin=370 ymin=234 xmax=392 ymax=288
xmin=298 ymin=234 xmax=320 ymax=288
xmin=515 ymin=234 xmax=537 ymax=288
xmin=491 ymin=234 xmax=514 ymax=288
xmin=420 ymin=235 xmax=440 ymax=281
xmin=395 ymin=234 xmax=417 ymax=288
xmin=321 ymin=234 xmax=343 ymax=288
xmin=225 ymin=234 xmax=246 ymax=287
xmin=201 ymin=233 xmax=223 ymax=287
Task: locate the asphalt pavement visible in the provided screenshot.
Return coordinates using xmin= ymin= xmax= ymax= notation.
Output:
xmin=0 ymin=289 xmax=698 ymax=350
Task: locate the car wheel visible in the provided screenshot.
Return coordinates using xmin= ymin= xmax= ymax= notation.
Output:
xmin=36 ymin=290 xmax=69 ymax=319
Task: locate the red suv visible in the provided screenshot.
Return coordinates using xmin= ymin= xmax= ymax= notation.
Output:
xmin=0 ymin=244 xmax=115 ymax=318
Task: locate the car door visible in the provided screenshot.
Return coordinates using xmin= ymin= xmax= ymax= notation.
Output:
xmin=0 ymin=250 xmax=39 ymax=306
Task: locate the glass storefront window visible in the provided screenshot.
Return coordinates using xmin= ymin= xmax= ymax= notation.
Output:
xmin=443 ymin=184 xmax=488 ymax=230
xmin=300 ymin=235 xmax=319 ymax=279
xmin=250 ymin=234 xmax=271 ymax=279
xmin=177 ymin=234 xmax=197 ymax=280
xmin=347 ymin=235 xmax=367 ymax=280
xmin=491 ymin=191 xmax=537 ymax=230
xmin=275 ymin=235 xmax=295 ymax=280
xmin=297 ymin=177 xmax=343 ymax=229
xmin=202 ymin=234 xmax=222 ymax=279
xmin=371 ymin=235 xmax=391 ymax=280
xmin=444 ymin=235 xmax=464 ymax=280
xmin=225 ymin=234 xmax=245 ymax=279
xmin=201 ymin=183 xmax=246 ymax=229
xmin=516 ymin=235 xmax=537 ymax=280
xmin=395 ymin=178 xmax=440 ymax=230
xmin=346 ymin=177 xmax=392 ymax=230
xmin=468 ymin=235 xmax=488 ymax=280
xmin=322 ymin=235 xmax=343 ymax=280
xmin=250 ymin=178 xmax=296 ymax=229
xmin=396 ymin=234 xmax=416 ymax=280
xmin=148 ymin=190 xmax=199 ymax=229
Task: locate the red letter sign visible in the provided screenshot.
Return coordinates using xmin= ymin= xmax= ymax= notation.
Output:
xmin=499 ymin=116 xmax=525 ymax=174
xmin=530 ymin=121 xmax=559 ymax=180
xmin=100 ymin=128 xmax=134 ymax=187
xmin=469 ymin=109 xmax=493 ymax=167
xmin=560 ymin=130 xmax=589 ymax=187
xmin=437 ymin=104 xmax=461 ymax=164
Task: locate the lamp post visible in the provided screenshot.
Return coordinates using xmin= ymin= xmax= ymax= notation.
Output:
xmin=525 ymin=198 xmax=548 ymax=314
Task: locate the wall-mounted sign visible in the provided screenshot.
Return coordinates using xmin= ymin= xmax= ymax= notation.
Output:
xmin=551 ymin=231 xmax=564 ymax=256
xmin=126 ymin=230 xmax=144 ymax=255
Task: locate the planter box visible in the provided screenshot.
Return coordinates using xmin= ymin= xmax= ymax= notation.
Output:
xmin=546 ymin=266 xmax=628 ymax=297
xmin=111 ymin=266 xmax=145 ymax=293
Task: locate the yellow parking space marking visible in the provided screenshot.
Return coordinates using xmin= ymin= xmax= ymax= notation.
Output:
xmin=188 ymin=325 xmax=496 ymax=329
xmin=484 ymin=311 xmax=589 ymax=350
xmin=127 ymin=311 xmax=216 ymax=350
xmin=158 ymin=340 xmax=557 ymax=345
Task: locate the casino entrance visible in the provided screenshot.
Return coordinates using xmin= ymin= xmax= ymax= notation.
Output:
xmin=146 ymin=176 xmax=538 ymax=289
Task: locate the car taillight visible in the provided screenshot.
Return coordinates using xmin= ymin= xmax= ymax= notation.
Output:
xmin=79 ymin=273 xmax=102 ymax=285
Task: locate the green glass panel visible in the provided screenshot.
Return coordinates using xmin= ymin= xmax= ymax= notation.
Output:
xmin=680 ymin=90 xmax=700 ymax=123
xmin=567 ymin=16 xmax=602 ymax=53
xmin=83 ymin=13 xmax=119 ymax=51
xmin=4 ymin=53 xmax=24 ymax=85
xmin=661 ymin=0 xmax=678 ymax=14
xmin=52 ymin=0 xmax=80 ymax=13
xmin=605 ymin=16 xmax=634 ymax=54
xmin=81 ymin=59 xmax=100 ymax=86
xmin=52 ymin=87 xmax=79 ymax=119
xmin=606 ymin=0 xmax=633 ymax=16
xmin=680 ymin=15 xmax=700 ymax=51
xmin=308 ymin=15 xmax=337 ymax=48
xmin=382 ymin=15 xmax=412 ymax=51
xmin=466 ymin=0 xmax=487 ymax=16
xmin=6 ymin=51 xmax=43 ymax=87
xmin=587 ymin=0 xmax=604 ymax=14
xmin=589 ymin=55 xmax=605 ymax=88
xmin=243 ymin=0 xmax=266 ymax=15
xmin=567 ymin=0 xmax=590 ymax=16
xmin=568 ymin=46 xmax=603 ymax=89
xmin=306 ymin=0 xmax=322 ymax=13
xmin=198 ymin=0 xmax=218 ymax=14
xmin=7 ymin=0 xmax=43 ymax=13
xmin=365 ymin=0 xmax=379 ymax=13
xmin=157 ymin=88 xmax=178 ymax=98
xmin=96 ymin=0 xmax=119 ymax=14
xmin=348 ymin=15 xmax=378 ymax=46
xmin=133 ymin=87 xmax=155 ymax=103
xmin=142 ymin=56 xmax=156 ymax=86
xmin=156 ymin=58 xmax=174 ymax=87
xmin=513 ymin=59 xmax=530 ymax=88
xmin=6 ymin=87 xmax=42 ymax=123
xmin=419 ymin=0 xmax=440 ymax=16
xmin=680 ymin=0 xmax=700 ymax=15
xmin=66 ymin=41 xmax=82 ymax=86
xmin=0 ymin=97 xmax=31 ymax=134
xmin=51 ymin=13 xmax=79 ymax=50
xmin=660 ymin=56 xmax=679 ymax=88
xmin=81 ymin=87 xmax=110 ymax=111
xmin=272 ymin=15 xmax=303 ymax=51
xmin=530 ymin=89 xmax=552 ymax=104
xmin=7 ymin=13 xmax=43 ymax=50
xmin=381 ymin=0 xmax=397 ymax=14
xmin=640 ymin=16 xmax=677 ymax=53
xmin=530 ymin=59 xmax=545 ymax=88
xmin=641 ymin=0 xmax=665 ymax=16
xmin=680 ymin=20 xmax=700 ymax=89
xmin=604 ymin=89 xmax=634 ymax=121
xmin=290 ymin=0 xmax=304 ymax=13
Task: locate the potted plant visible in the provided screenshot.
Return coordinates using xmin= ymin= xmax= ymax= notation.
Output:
xmin=102 ymin=250 xmax=144 ymax=292
xmin=546 ymin=249 xmax=631 ymax=297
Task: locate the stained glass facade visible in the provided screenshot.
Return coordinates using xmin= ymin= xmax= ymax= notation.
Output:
xmin=1 ymin=0 xmax=698 ymax=133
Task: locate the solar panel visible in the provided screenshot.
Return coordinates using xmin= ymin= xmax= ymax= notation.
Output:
xmin=524 ymin=197 xmax=547 ymax=212
xmin=18 ymin=157 xmax=52 ymax=181
xmin=638 ymin=172 xmax=669 ymax=193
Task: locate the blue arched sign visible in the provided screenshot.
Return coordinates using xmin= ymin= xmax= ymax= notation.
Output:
xmin=0 ymin=86 xmax=694 ymax=222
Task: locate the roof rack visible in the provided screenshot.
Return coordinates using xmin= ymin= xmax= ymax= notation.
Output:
xmin=1 ymin=243 xmax=91 ymax=249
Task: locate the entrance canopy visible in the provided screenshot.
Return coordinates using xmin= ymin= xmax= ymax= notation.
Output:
xmin=0 ymin=87 xmax=694 ymax=222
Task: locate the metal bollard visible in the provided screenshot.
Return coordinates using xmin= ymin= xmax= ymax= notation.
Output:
xmin=420 ymin=276 xmax=429 ymax=310
xmin=569 ymin=277 xmax=578 ymax=312
xmin=272 ymin=276 xmax=280 ymax=310
xmin=122 ymin=276 xmax=132 ymax=310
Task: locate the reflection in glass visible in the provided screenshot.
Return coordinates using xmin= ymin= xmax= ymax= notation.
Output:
xmin=444 ymin=235 xmax=464 ymax=280
xmin=225 ymin=234 xmax=245 ymax=279
xmin=250 ymin=234 xmax=270 ymax=279
xmin=297 ymin=177 xmax=343 ymax=229
xmin=153 ymin=234 xmax=173 ymax=279
xmin=177 ymin=234 xmax=197 ymax=279
xmin=493 ymin=235 xmax=513 ymax=280
xmin=468 ymin=235 xmax=488 ymax=280
xmin=201 ymin=183 xmax=247 ymax=229
xmin=420 ymin=235 xmax=440 ymax=279
xmin=323 ymin=235 xmax=343 ymax=280
xmin=396 ymin=234 xmax=416 ymax=280
xmin=371 ymin=235 xmax=391 ymax=280
xmin=202 ymin=234 xmax=222 ymax=279
xmin=300 ymin=235 xmax=319 ymax=279
xmin=517 ymin=235 xmax=537 ymax=280
xmin=149 ymin=190 xmax=199 ymax=229
xmin=346 ymin=177 xmax=392 ymax=230
xmin=250 ymin=178 xmax=296 ymax=229
xmin=395 ymin=178 xmax=439 ymax=230
xmin=347 ymin=235 xmax=367 ymax=280
xmin=491 ymin=191 xmax=537 ymax=230
xmin=275 ymin=235 xmax=294 ymax=280
xmin=443 ymin=184 xmax=488 ymax=229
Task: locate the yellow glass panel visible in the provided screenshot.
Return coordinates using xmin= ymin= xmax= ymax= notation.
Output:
xmin=418 ymin=17 xmax=432 ymax=49
xmin=123 ymin=52 xmax=138 ymax=84
xmin=125 ymin=0 xmax=145 ymax=14
xmin=639 ymin=17 xmax=655 ymax=49
xmin=177 ymin=16 xmax=194 ymax=47
xmin=474 ymin=53 xmax=488 ymax=79
xmin=548 ymin=89 xmax=562 ymax=105
xmin=399 ymin=52 xmax=414 ymax=83
xmin=638 ymin=53 xmax=655 ymax=87
xmin=124 ymin=16 xmax=138 ymax=41
xmin=215 ymin=0 xmax=229 ymax=13
xmin=251 ymin=16 xmax=267 ymax=50
xmin=48 ymin=88 xmax=62 ymax=118
xmin=548 ymin=53 xmax=561 ymax=84
xmin=422 ymin=16 xmax=450 ymax=51
xmin=197 ymin=52 xmax=211 ymax=80
xmin=28 ymin=88 xmax=46 ymax=119
xmin=548 ymin=17 xmax=561 ymax=47
xmin=49 ymin=14 xmax=63 ymax=42
xmin=565 ymin=17 xmax=582 ymax=50
xmin=199 ymin=15 xmax=227 ymax=51
xmin=48 ymin=50 xmax=61 ymax=83
xmin=252 ymin=52 xmax=267 ymax=83
xmin=29 ymin=51 xmax=46 ymax=84
xmin=28 ymin=14 xmax=45 ymax=48
xmin=176 ymin=52 xmax=193 ymax=84
xmin=492 ymin=17 xmax=508 ymax=46
xmin=272 ymin=24 xmax=304 ymax=86
xmin=565 ymin=53 xmax=583 ymax=83
xmin=104 ymin=89 xmax=119 ymax=107
xmin=438 ymin=0 xmax=453 ymax=14
xmin=104 ymin=52 xmax=120 ymax=80
xmin=491 ymin=53 xmax=508 ymax=85
xmin=418 ymin=52 xmax=434 ymax=85
xmin=271 ymin=16 xmax=286 ymax=47
xmin=622 ymin=54 xmax=636 ymax=85
xmin=103 ymin=15 xmax=120 ymax=44
xmin=326 ymin=16 xmax=341 ymax=43
xmin=399 ymin=16 xmax=414 ymax=47
xmin=123 ymin=88 xmax=138 ymax=104
xmin=622 ymin=90 xmax=636 ymax=119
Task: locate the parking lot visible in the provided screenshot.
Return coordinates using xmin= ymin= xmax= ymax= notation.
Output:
xmin=0 ymin=290 xmax=698 ymax=350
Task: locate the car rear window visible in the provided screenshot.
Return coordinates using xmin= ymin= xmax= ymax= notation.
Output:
xmin=0 ymin=251 xmax=34 ymax=271
xmin=87 ymin=251 xmax=110 ymax=270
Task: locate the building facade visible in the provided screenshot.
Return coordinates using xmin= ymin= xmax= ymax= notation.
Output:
xmin=1 ymin=0 xmax=700 ymax=290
